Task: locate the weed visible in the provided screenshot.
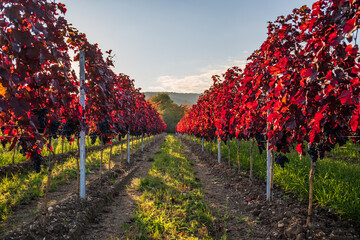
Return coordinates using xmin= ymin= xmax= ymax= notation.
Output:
xmin=211 ymin=178 xmax=223 ymax=182
xmin=203 ymin=139 xmax=360 ymax=223
xmin=282 ymin=194 xmax=290 ymax=202
xmin=246 ymin=228 xmax=252 ymax=238
xmin=236 ymin=213 xmax=244 ymax=223
xmin=221 ymin=198 xmax=229 ymax=239
xmin=124 ymin=135 xmax=215 ymax=239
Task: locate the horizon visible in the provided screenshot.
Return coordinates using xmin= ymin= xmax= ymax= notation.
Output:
xmin=143 ymin=91 xmax=202 ymax=94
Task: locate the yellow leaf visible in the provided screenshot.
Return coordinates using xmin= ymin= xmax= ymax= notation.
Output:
xmin=0 ymin=83 xmax=6 ymax=97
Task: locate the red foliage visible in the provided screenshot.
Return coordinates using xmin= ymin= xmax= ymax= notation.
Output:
xmin=0 ymin=0 xmax=165 ymax=160
xmin=177 ymin=0 xmax=360 ymax=154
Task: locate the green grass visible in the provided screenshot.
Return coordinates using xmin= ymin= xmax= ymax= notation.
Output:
xmin=0 ymin=145 xmax=27 ymax=166
xmin=0 ymin=138 xmax=140 ymax=222
xmin=123 ymin=135 xmax=216 ymax=239
xmin=41 ymin=136 xmax=103 ymax=157
xmin=0 ymin=134 xmax=153 ymax=168
xmin=199 ymin=136 xmax=360 ymax=223
xmin=0 ymin=136 xmax=102 ymax=167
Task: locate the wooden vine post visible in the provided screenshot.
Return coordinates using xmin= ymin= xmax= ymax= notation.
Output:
xmin=100 ymin=137 xmax=104 ymax=179
xmin=357 ymin=145 xmax=360 ymax=167
xmin=307 ymin=159 xmax=317 ymax=226
xmin=61 ymin=138 xmax=64 ymax=154
xmin=212 ymin=139 xmax=215 ymax=156
xmin=266 ymin=137 xmax=273 ymax=201
xmin=120 ymin=138 xmax=123 ymax=161
xmin=227 ymin=140 xmax=231 ymax=167
xmin=109 ymin=141 xmax=113 ymax=170
xmin=127 ymin=130 xmax=130 ymax=163
xmin=131 ymin=136 xmax=134 ymax=156
xmin=250 ymin=139 xmax=254 ymax=183
xmin=43 ymin=137 xmax=55 ymax=227
xmin=12 ymin=144 xmax=16 ymax=164
xmin=269 ymin=150 xmax=274 ymax=200
xmin=141 ymin=133 xmax=144 ymax=152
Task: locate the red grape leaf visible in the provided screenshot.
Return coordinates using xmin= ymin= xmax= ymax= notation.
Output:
xmin=339 ymin=90 xmax=352 ymax=105
xmin=343 ymin=18 xmax=356 ymax=33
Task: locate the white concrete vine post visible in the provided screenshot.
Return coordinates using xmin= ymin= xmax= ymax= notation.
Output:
xmin=266 ymin=139 xmax=273 ymax=200
xmin=218 ymin=138 xmax=221 ymax=164
xmin=79 ymin=50 xmax=86 ymax=200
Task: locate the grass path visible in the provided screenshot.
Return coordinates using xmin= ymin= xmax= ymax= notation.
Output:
xmin=123 ymin=135 xmax=219 ymax=239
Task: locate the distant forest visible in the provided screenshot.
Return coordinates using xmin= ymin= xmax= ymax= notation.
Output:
xmin=148 ymin=93 xmax=192 ymax=133
xmin=144 ymin=92 xmax=200 ymax=106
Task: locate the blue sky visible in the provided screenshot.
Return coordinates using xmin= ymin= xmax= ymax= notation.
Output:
xmin=60 ymin=0 xmax=315 ymax=93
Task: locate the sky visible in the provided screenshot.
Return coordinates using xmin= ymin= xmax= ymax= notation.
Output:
xmin=60 ymin=0 xmax=316 ymax=93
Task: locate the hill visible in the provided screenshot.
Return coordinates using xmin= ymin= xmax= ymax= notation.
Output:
xmin=144 ymin=92 xmax=200 ymax=106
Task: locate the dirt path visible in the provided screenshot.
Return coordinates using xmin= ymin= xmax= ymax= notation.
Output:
xmin=181 ymin=141 xmax=271 ymax=240
xmin=80 ymin=138 xmax=163 ymax=240
xmin=180 ymin=137 xmax=360 ymax=240
xmin=1 ymin=136 xmax=165 ymax=240
xmin=0 ymin=141 xmax=129 ymax=235
xmin=6 ymin=135 xmax=358 ymax=239
xmin=0 ymin=162 xmax=101 ymax=236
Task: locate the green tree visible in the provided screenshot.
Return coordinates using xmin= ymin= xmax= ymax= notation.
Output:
xmin=150 ymin=93 xmax=188 ymax=133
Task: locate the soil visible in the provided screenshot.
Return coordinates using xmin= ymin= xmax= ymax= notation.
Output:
xmin=180 ymin=137 xmax=360 ymax=240
xmin=1 ymin=138 xmax=145 ymax=236
xmin=79 ymin=141 xmax=160 ymax=240
xmin=0 ymin=168 xmax=99 ymax=235
xmin=0 ymin=140 xmax=127 ymax=235
xmin=3 ymin=135 xmax=360 ymax=240
xmin=181 ymin=141 xmax=271 ymax=239
xmin=2 ymin=135 xmax=165 ymax=240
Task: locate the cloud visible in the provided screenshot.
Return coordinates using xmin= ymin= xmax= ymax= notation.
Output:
xmin=148 ymin=59 xmax=246 ymax=93
xmin=149 ymin=74 xmax=214 ymax=93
